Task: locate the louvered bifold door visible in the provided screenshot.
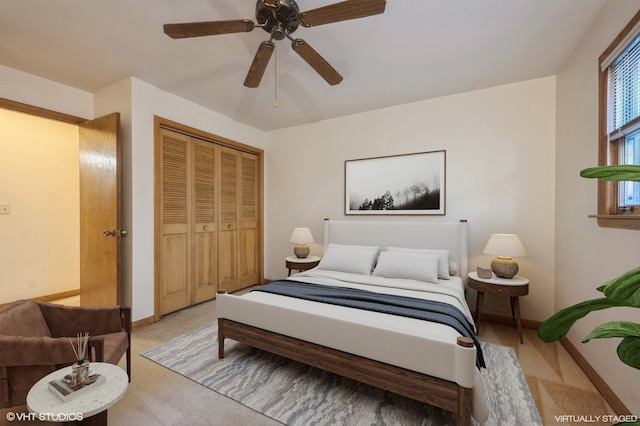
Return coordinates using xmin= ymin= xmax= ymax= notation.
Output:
xmin=192 ymin=140 xmax=218 ymax=303
xmin=219 ymin=146 xmax=239 ymax=292
xmin=160 ymin=129 xmax=192 ymax=315
xmin=238 ymin=152 xmax=260 ymax=288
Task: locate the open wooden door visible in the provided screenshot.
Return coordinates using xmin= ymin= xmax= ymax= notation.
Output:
xmin=79 ymin=113 xmax=122 ymax=306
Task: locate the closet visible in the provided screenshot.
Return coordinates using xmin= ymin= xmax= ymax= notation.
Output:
xmin=157 ymin=125 xmax=262 ymax=316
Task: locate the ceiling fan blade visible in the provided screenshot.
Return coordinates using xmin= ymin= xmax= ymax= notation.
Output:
xmin=291 ymin=39 xmax=343 ymax=85
xmin=164 ymin=19 xmax=254 ymax=39
xmin=244 ymin=41 xmax=275 ymax=88
xmin=299 ymin=0 xmax=386 ymax=27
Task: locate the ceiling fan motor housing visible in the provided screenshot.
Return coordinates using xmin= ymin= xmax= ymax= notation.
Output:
xmin=256 ymin=0 xmax=300 ymax=40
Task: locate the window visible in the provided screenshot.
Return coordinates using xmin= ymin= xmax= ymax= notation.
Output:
xmin=597 ymin=10 xmax=640 ymax=228
xmin=619 ymin=129 xmax=640 ymax=208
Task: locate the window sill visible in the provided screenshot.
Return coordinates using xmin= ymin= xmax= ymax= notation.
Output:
xmin=589 ymin=214 xmax=640 ymax=230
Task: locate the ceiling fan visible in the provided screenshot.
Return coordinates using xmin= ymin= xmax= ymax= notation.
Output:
xmin=163 ymin=0 xmax=386 ymax=88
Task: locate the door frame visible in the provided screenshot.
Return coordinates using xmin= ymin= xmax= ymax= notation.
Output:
xmin=0 ymin=97 xmax=87 ymax=125
xmin=0 ymin=98 xmax=120 ymax=305
xmin=153 ymin=116 xmax=265 ymax=322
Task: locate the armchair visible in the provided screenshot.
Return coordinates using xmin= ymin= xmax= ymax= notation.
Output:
xmin=0 ymin=299 xmax=131 ymax=408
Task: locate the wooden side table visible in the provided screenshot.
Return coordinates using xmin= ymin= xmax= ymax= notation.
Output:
xmin=468 ymin=271 xmax=529 ymax=344
xmin=286 ymin=255 xmax=321 ymax=276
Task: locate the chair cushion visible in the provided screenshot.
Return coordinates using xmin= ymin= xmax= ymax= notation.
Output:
xmin=0 ymin=300 xmax=51 ymax=337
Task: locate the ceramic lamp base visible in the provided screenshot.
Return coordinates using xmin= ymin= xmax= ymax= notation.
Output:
xmin=293 ymin=243 xmax=309 ymax=258
xmin=491 ymin=256 xmax=518 ymax=279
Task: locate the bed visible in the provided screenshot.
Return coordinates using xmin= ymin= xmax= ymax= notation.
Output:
xmin=217 ymin=219 xmax=489 ymax=425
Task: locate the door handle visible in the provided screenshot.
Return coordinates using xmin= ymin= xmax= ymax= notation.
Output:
xmin=103 ymin=229 xmax=128 ymax=237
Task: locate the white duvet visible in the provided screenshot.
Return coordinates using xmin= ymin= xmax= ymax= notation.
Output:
xmin=217 ymin=269 xmax=489 ymax=422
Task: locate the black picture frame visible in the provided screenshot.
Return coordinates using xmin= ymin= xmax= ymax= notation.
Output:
xmin=345 ymin=150 xmax=446 ymax=215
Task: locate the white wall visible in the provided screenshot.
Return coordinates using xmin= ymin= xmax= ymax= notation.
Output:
xmin=265 ymin=76 xmax=557 ymax=322
xmin=0 ymin=64 xmax=93 ymax=119
xmin=0 ymin=109 xmax=79 ymax=302
xmin=556 ymin=0 xmax=640 ymax=412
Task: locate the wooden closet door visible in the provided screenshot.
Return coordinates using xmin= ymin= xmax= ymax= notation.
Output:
xmin=238 ymin=152 xmax=259 ymax=288
xmin=159 ymin=129 xmax=192 ymax=314
xmin=192 ymin=140 xmax=218 ymax=303
xmin=219 ymin=146 xmax=239 ymax=292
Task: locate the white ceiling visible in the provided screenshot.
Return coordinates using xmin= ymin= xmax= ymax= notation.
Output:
xmin=0 ymin=0 xmax=606 ymax=131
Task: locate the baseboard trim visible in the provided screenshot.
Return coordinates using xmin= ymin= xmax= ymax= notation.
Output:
xmin=478 ymin=313 xmax=631 ymax=415
xmin=132 ymin=316 xmax=155 ymax=331
xmin=474 ymin=312 xmax=542 ymax=330
xmin=559 ymin=337 xmax=632 ymax=415
xmin=33 ymin=289 xmax=80 ymax=303
xmin=0 ymin=289 xmax=81 ymax=307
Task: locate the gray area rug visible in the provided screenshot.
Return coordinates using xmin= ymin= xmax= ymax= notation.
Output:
xmin=141 ymin=321 xmax=541 ymax=425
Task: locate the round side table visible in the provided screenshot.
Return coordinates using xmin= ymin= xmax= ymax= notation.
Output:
xmin=468 ymin=271 xmax=529 ymax=344
xmin=27 ymin=362 xmax=128 ymax=425
xmin=286 ymin=255 xmax=321 ymax=276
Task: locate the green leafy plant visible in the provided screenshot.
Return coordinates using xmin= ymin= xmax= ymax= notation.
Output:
xmin=537 ymin=165 xmax=640 ymax=423
xmin=537 ymin=264 xmax=640 ymax=369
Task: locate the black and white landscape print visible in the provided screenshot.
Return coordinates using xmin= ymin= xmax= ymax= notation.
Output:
xmin=345 ymin=150 xmax=445 ymax=215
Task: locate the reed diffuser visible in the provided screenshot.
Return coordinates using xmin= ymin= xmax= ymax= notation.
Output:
xmin=68 ymin=332 xmax=90 ymax=385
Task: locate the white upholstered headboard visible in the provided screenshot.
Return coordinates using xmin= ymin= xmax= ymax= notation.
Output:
xmin=323 ymin=219 xmax=468 ymax=283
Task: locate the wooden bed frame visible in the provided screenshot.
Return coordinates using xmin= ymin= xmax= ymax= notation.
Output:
xmin=217 ymin=317 xmax=473 ymax=425
xmin=217 ymin=219 xmax=474 ymax=425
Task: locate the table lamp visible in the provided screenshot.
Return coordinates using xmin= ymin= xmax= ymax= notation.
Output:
xmin=289 ymin=227 xmax=314 ymax=258
xmin=482 ymin=233 xmax=527 ymax=279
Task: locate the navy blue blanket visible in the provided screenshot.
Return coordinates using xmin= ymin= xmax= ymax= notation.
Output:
xmin=253 ymin=280 xmax=485 ymax=369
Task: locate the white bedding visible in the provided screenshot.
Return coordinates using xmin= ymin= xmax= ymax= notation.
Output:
xmin=217 ymin=269 xmax=489 ymax=422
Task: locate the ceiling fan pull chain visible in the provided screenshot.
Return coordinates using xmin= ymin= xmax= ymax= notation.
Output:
xmin=274 ymin=45 xmax=278 ymax=108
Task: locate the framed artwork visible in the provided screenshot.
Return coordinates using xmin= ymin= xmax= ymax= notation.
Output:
xmin=345 ymin=150 xmax=446 ymax=215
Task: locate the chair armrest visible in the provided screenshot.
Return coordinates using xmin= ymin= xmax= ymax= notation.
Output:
xmin=119 ymin=307 xmax=132 ymax=381
xmin=120 ymin=307 xmax=131 ymax=335
xmin=0 ymin=336 xmax=77 ymax=367
xmin=88 ymin=337 xmax=104 ymax=363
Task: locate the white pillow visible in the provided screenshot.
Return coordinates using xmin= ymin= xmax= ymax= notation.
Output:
xmin=387 ymin=247 xmax=451 ymax=279
xmin=372 ymin=251 xmax=440 ymax=283
xmin=317 ymin=244 xmax=379 ymax=275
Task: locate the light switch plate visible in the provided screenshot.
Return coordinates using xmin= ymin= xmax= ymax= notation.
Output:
xmin=0 ymin=204 xmax=10 ymax=215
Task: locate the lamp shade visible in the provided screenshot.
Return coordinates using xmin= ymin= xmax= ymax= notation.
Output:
xmin=482 ymin=234 xmax=527 ymax=257
xmin=289 ymin=227 xmax=314 ymax=243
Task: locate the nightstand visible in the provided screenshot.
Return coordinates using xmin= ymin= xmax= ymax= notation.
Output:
xmin=286 ymin=255 xmax=321 ymax=276
xmin=468 ymin=271 xmax=529 ymax=344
